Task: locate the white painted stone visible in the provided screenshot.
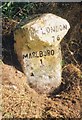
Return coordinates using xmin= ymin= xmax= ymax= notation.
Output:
xmin=14 ymin=13 xmax=70 ymax=94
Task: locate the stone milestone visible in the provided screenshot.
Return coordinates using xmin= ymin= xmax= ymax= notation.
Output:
xmin=14 ymin=13 xmax=70 ymax=94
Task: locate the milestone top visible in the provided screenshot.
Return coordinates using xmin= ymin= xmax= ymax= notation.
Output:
xmin=14 ymin=13 xmax=70 ymax=94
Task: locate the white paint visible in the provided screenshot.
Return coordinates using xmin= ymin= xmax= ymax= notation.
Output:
xmin=30 ymin=13 xmax=70 ymax=45
xmin=14 ymin=13 xmax=70 ymax=94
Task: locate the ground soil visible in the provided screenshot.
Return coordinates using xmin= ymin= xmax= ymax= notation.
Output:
xmin=1 ymin=62 xmax=81 ymax=119
xmin=1 ymin=3 xmax=82 ymax=119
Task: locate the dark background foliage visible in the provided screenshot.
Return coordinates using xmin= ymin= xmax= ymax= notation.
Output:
xmin=2 ymin=2 xmax=72 ymax=21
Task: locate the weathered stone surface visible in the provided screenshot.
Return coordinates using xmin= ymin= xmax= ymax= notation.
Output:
xmin=14 ymin=13 xmax=70 ymax=94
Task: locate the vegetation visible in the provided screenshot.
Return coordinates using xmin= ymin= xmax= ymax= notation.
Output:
xmin=1 ymin=2 xmax=71 ymax=21
xmin=2 ymin=2 xmax=37 ymax=20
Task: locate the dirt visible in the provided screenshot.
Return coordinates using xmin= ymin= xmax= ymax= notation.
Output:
xmin=1 ymin=3 xmax=82 ymax=119
xmin=1 ymin=59 xmax=82 ymax=120
xmin=1 ymin=62 xmax=81 ymax=119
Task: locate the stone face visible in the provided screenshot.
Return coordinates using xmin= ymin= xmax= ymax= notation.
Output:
xmin=14 ymin=13 xmax=70 ymax=94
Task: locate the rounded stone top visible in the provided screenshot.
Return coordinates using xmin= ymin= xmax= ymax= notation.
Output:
xmin=21 ymin=13 xmax=70 ymax=46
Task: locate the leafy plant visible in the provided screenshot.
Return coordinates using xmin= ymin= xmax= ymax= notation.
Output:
xmin=2 ymin=2 xmax=37 ymax=20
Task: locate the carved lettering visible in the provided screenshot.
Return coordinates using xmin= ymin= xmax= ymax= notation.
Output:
xmin=51 ymin=50 xmax=55 ymax=55
xmin=57 ymin=35 xmax=60 ymax=41
xmin=63 ymin=24 xmax=67 ymax=30
xmin=46 ymin=27 xmax=50 ymax=33
xmin=23 ymin=54 xmax=28 ymax=59
xmin=41 ymin=24 xmax=68 ymax=35
xmin=51 ymin=26 xmax=55 ymax=32
xmin=39 ymin=51 xmax=43 ymax=57
xmin=47 ymin=50 xmax=50 ymax=56
xmin=29 ymin=53 xmax=32 ymax=58
xmin=23 ymin=49 xmax=55 ymax=59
